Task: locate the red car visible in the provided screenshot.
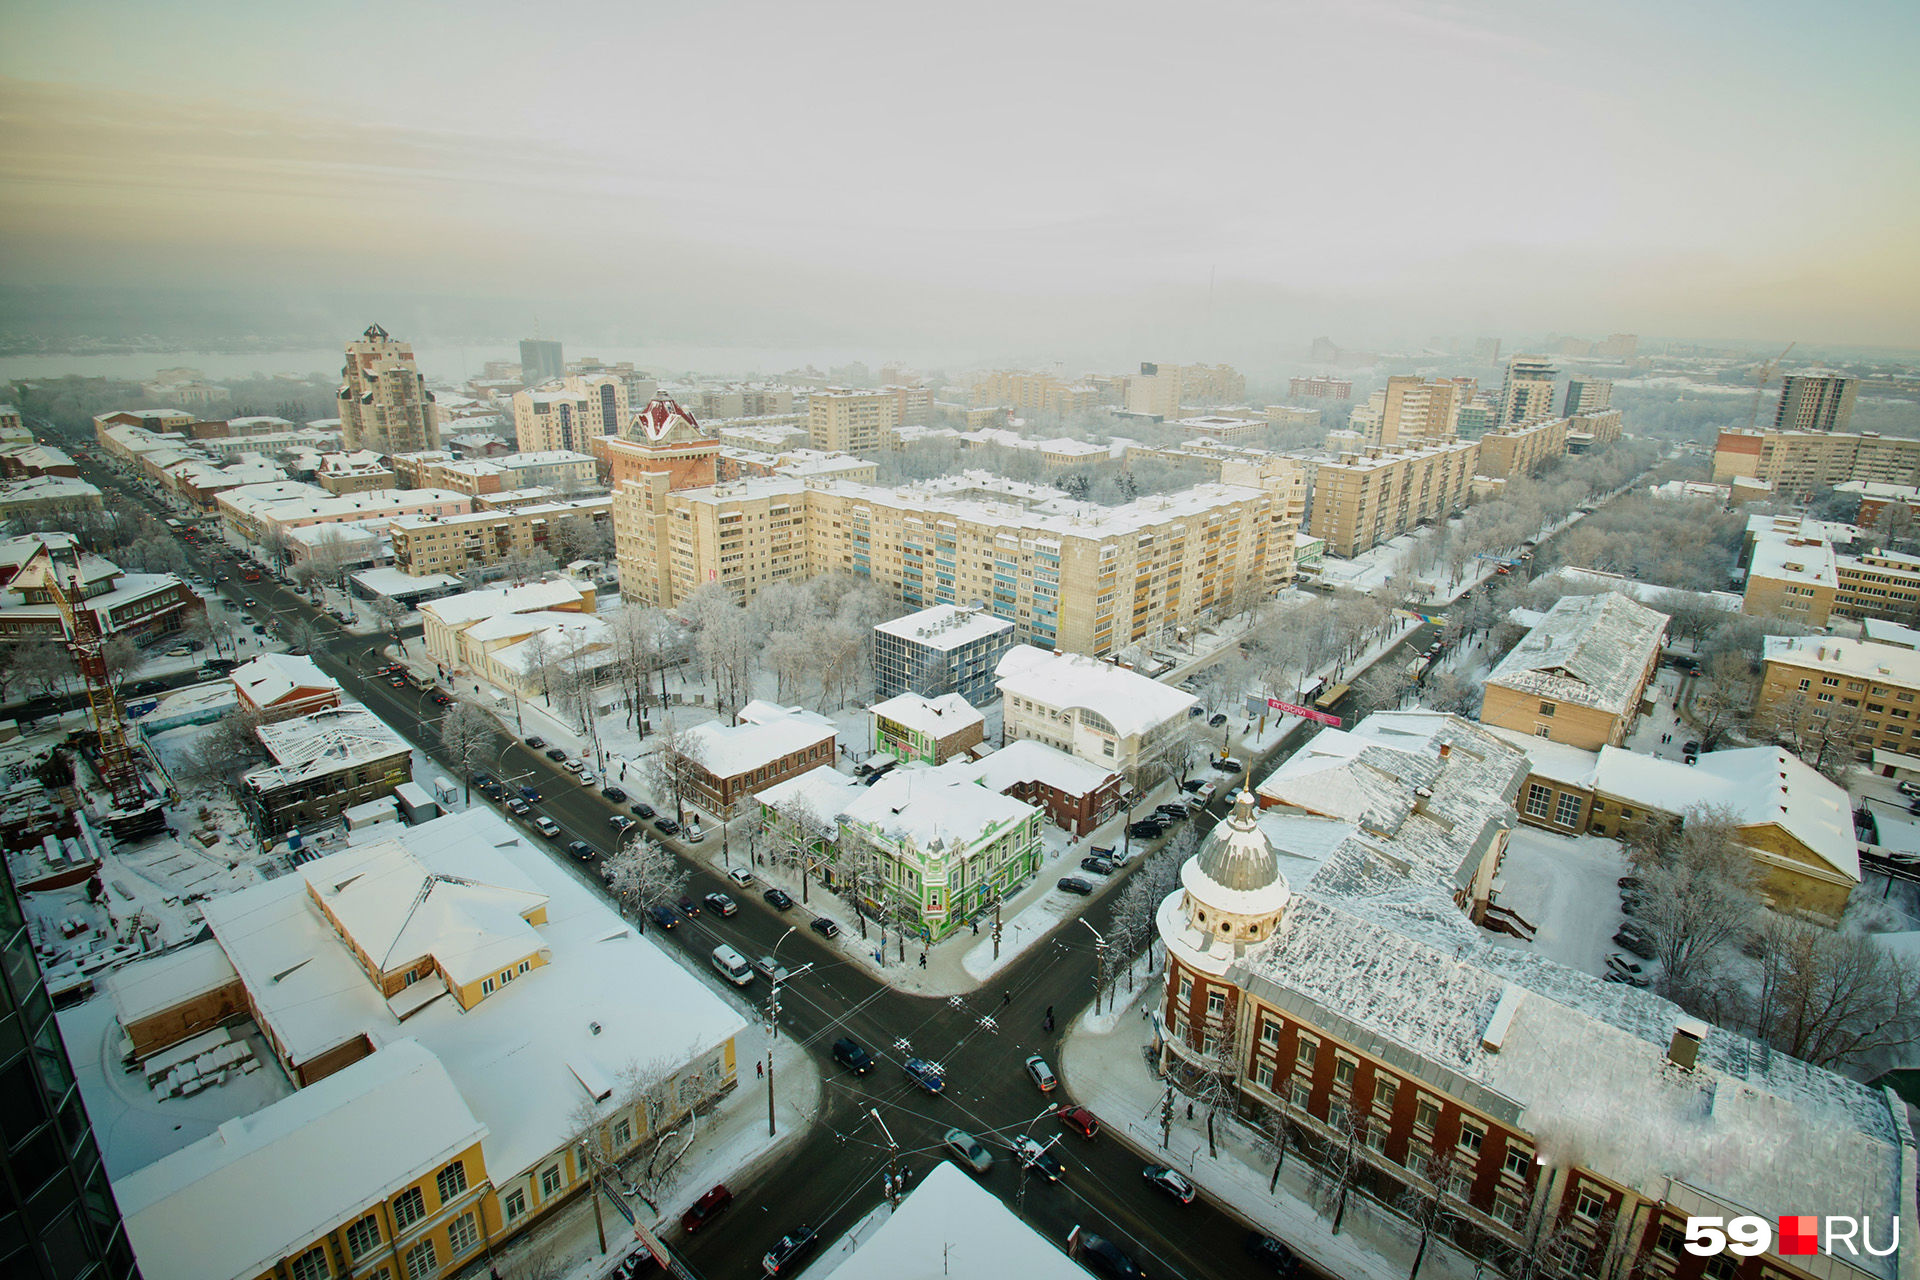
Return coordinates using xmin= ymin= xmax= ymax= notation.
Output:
xmin=681 ymin=1183 xmax=732 ymax=1234
xmin=1056 ymin=1105 xmax=1100 ymax=1139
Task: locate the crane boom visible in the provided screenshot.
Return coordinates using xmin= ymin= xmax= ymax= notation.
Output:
xmin=1748 ymin=340 xmax=1798 ymax=430
xmin=46 ymin=544 xmax=145 ymax=810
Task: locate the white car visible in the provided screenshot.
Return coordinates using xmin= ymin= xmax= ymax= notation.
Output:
xmin=684 ymin=818 xmax=705 ymax=843
xmin=563 ymin=759 xmax=586 ymax=774
xmin=578 ymin=771 xmax=598 ymax=787
xmin=726 ymin=867 xmax=754 ymax=889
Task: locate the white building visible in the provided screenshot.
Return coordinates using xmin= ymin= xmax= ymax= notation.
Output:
xmin=996 ymin=644 xmax=1197 ymax=781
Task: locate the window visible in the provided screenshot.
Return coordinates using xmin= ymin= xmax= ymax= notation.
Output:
xmin=1554 ymin=792 xmax=1582 ymax=827
xmin=1333 ymin=1056 xmax=1356 ymax=1091
xmin=1525 ymin=783 xmax=1552 ymax=819
xmin=1205 ymin=990 xmax=1226 ymax=1018
xmin=436 ymin=1160 xmax=468 ymax=1202
xmin=1178 ymin=976 xmax=1192 ymax=1005
xmin=345 ymin=1213 xmax=381 ymax=1258
xmin=1538 ymin=701 xmax=1555 ymax=717
xmin=1254 ymin=1062 xmax=1275 ymax=1089
xmin=1260 ymin=1021 xmax=1281 ymax=1047
xmin=1295 ymin=1038 xmax=1318 ymax=1072
xmin=1503 ymin=1143 xmax=1532 ymax=1178
xmin=1574 ymin=1187 xmax=1606 ymax=1222
xmin=1329 ymin=1099 xmax=1350 ymax=1129
xmin=1797 ymin=678 xmax=1812 ymax=691
xmin=540 ymin=1164 xmax=564 ymax=1197
xmin=1590 ymin=800 xmax=1606 ymax=813
xmin=405 ymin=1241 xmax=437 ymax=1280
xmin=1414 ymin=1096 xmax=1440 ymax=1133
xmin=392 ymin=1186 xmax=426 ymax=1230
xmin=1289 ymin=1079 xmax=1311 ymax=1109
xmin=1493 ymin=1193 xmax=1528 ymax=1229
xmin=1533 ymin=725 xmax=1552 ymax=738
xmin=447 ymin=1212 xmax=480 ymax=1258
xmin=482 ymin=977 xmax=495 ymax=995
xmin=1457 ymin=1121 xmax=1484 ymax=1156
xmin=289 ymin=1246 xmax=330 ymax=1280
xmin=504 ymin=1187 xmax=527 ymax=1222
xmin=1654 ymin=1226 xmax=1683 ymax=1258
xmin=612 ymin=1117 xmax=632 ymax=1148
xmin=1372 ymin=1077 xmax=1398 ymax=1112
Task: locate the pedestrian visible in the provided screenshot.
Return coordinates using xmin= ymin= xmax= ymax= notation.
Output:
xmin=1002 ymin=990 xmax=1011 ymax=1007
xmin=1046 ymin=1005 xmax=1054 ymax=1022
xmin=971 ymin=919 xmax=979 ymax=936
xmin=1186 ymin=1101 xmax=1194 ymax=1121
xmin=918 ymin=952 xmax=926 ymax=969
xmin=756 ymin=1060 xmax=763 ymax=1079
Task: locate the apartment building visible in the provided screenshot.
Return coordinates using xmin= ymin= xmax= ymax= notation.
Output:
xmin=873 ymin=604 xmax=1016 ymax=704
xmin=1475 ymin=415 xmax=1570 ymax=479
xmin=216 ymin=485 xmax=469 ymax=546
xmin=519 ymin=337 xmax=564 ymax=384
xmin=1480 ymin=593 xmax=1667 ymax=750
xmin=1287 ymin=376 xmax=1351 ymax=400
xmin=969 ymin=370 xmax=1100 ymax=417
xmin=605 ymin=397 xmax=723 ymax=609
xmin=0 ymin=532 xmax=201 ymax=645
xmin=1122 ymin=362 xmax=1245 ymax=419
xmin=1741 ymin=515 xmax=1920 ymax=627
xmin=1775 ymin=371 xmax=1858 ymax=433
xmin=883 ymin=384 xmax=932 ymax=427
xmin=510 ymin=375 xmax=628 ymax=453
xmin=337 ymin=324 xmax=440 ymax=453
xmin=1564 ymin=408 xmax=1623 ymax=450
xmin=1712 ymin=428 xmax=1920 ymax=499
xmin=315 ymin=450 xmax=396 ymax=495
xmin=1370 ymin=375 xmax=1467 ymax=446
xmin=388 ymin=496 xmax=612 ymax=577
xmin=1758 ymin=634 xmax=1920 ymax=766
xmin=996 ymin=644 xmax=1196 ymax=783
xmin=1561 ymin=376 xmax=1612 ymax=416
xmin=1262 ymin=405 xmax=1321 ymax=430
xmin=1187 ymin=715 xmax=1906 ymax=1280
xmin=1306 ymin=438 xmax=1480 ymax=558
xmin=1497 ymin=354 xmax=1558 ymax=427
xmin=566 ymin=357 xmax=657 ymax=409
xmin=684 ymin=386 xmax=795 ymax=419
xmin=389 ymin=450 xmax=458 ymax=488
xmin=617 ymin=468 xmax=1293 ymax=653
xmin=807 ymin=388 xmax=897 ymax=453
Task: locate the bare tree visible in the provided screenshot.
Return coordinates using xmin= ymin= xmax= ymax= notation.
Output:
xmin=100 ymin=634 xmax=142 ymax=693
xmin=437 ymin=698 xmax=495 ymax=803
xmin=1751 ymin=914 xmax=1920 ymax=1070
xmin=1688 ymin=651 xmax=1758 ymax=750
xmin=1309 ymin=1103 xmax=1371 ymax=1235
xmin=16 ymin=641 xmax=75 ymax=697
xmin=1628 ymin=805 xmax=1757 ymax=1004
xmin=180 ymin=707 xmax=265 ymax=789
xmin=1398 ymin=1146 xmax=1467 ymax=1280
xmin=643 ymin=720 xmax=705 ymax=827
xmin=1190 ymin=997 xmax=1244 ymax=1160
xmin=604 ymin=832 xmax=689 ymax=923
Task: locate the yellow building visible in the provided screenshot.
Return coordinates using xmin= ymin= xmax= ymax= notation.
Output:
xmin=1475 ymin=416 xmax=1570 ymax=479
xmin=1372 ymin=375 xmax=1466 ymax=445
xmin=1480 ymin=592 xmax=1667 ymax=749
xmin=807 ymin=388 xmax=897 ymax=453
xmin=1757 ymin=633 xmax=1920 ymax=763
xmin=1713 ymin=428 xmax=1920 ymax=500
xmin=338 ymin=324 xmax=440 ymax=454
xmin=1497 ymin=354 xmax=1557 ymax=427
xmin=1124 ymin=362 xmax=1245 ymax=419
xmin=389 ymin=497 xmax=612 ymax=576
xmin=511 ymin=374 xmax=629 ymax=453
xmin=1306 ymin=438 xmax=1480 ymax=557
xmin=968 ymin=370 xmax=1101 ymax=417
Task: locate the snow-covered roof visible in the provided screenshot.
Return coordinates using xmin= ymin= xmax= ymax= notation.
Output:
xmin=418 ymin=577 xmax=589 ymax=626
xmin=995 ymin=644 xmax=1196 ymax=737
xmin=869 ymin=692 xmax=983 ymax=739
xmin=1481 ymin=726 xmax=1602 ymax=786
xmin=874 ymin=603 xmax=1014 ymax=650
xmin=0 ymin=475 xmax=102 ymax=505
xmin=1484 ymin=592 xmax=1667 ymax=716
xmin=1542 ymin=567 xmax=1742 ymax=614
xmin=245 ymin=705 xmax=410 ymax=790
xmin=230 ymin=653 xmax=339 ymax=710
xmin=945 ymin=738 xmax=1116 ymax=798
xmin=754 ymin=763 xmax=865 ymax=824
xmin=193 ymin=809 xmax=746 ymax=1181
xmin=104 ymin=944 xmax=239 ymax=1028
xmin=1763 ymin=634 xmax=1920 ymax=686
xmin=116 ymin=1039 xmax=485 ymax=1280
xmin=1861 ymin=618 xmax=1920 ymax=650
xmin=828 ymin=1161 xmax=1088 ymax=1280
xmin=684 ymin=703 xmax=836 ymax=779
xmin=839 ymin=765 xmax=1038 ymax=854
xmin=1746 ymin=529 xmax=1838 ymax=587
xmin=350 ymin=566 xmax=462 ymax=599
xmin=1745 ymin=512 xmax=1860 ymax=544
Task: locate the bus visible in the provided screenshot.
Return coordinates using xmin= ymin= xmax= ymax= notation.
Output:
xmin=1313 ymin=682 xmax=1350 ymax=712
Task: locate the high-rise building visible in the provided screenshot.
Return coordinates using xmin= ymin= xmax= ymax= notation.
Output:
xmin=0 ymin=865 xmax=141 ymax=1279
xmin=1287 ymin=375 xmax=1351 ymax=401
xmin=1594 ymin=332 xmax=1638 ymax=359
xmin=1562 ymin=376 xmax=1612 ymax=416
xmin=1124 ymin=362 xmax=1245 ymax=419
xmin=510 ymin=374 xmax=629 ymax=452
xmin=337 ymin=324 xmax=440 ymax=454
xmin=1774 ymin=372 xmax=1858 ymax=433
xmin=1373 ymin=375 xmax=1465 ymax=446
xmin=517 ymin=338 xmax=564 ymax=385
xmin=807 ymin=388 xmax=897 ymax=454
xmin=1497 ymin=354 xmax=1557 ymax=427
xmin=1307 ymin=438 xmax=1481 ymax=557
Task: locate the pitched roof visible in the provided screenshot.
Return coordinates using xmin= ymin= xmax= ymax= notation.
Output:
xmin=994 ymin=644 xmax=1196 ymax=737
xmin=1484 ymin=592 xmax=1667 ymax=716
xmin=230 ymin=653 xmax=339 ymax=710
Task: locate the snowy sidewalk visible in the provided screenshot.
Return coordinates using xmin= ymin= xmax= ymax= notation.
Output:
xmin=1060 ymin=987 xmax=1490 ymax=1280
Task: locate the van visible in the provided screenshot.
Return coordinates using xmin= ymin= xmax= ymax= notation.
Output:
xmin=710 ymin=945 xmax=752 ymax=986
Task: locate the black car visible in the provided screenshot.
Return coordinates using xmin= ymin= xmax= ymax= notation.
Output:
xmin=704 ymin=891 xmax=738 ymax=917
xmin=1208 ymin=712 xmax=1228 ymax=727
xmin=1127 ymin=821 xmax=1166 ymax=839
xmin=1070 ymin=1228 xmax=1144 ymax=1280
xmin=566 ymin=841 xmax=595 ymax=861
xmin=653 ymin=817 xmax=681 ymax=837
xmin=524 ymin=736 xmax=546 ymax=749
xmin=1614 ymin=923 xmax=1656 ymax=959
xmin=763 ymin=887 xmax=794 ymax=911
xmin=646 ymin=904 xmax=678 ymax=930
xmin=1156 ymin=802 xmax=1189 ymax=819
xmin=544 ymin=747 xmax=568 ymax=762
xmin=130 ymin=680 xmax=166 ymax=696
xmin=602 ymin=786 xmax=628 ymax=803
xmin=678 ymin=894 xmax=700 ymax=918
xmin=631 ymin=802 xmax=656 ymax=819
xmin=831 ymin=1037 xmax=874 ymax=1074
xmin=1245 ymin=1232 xmax=1303 ymax=1276
xmin=762 ymin=1226 xmax=818 ymax=1278
xmin=1057 ymin=877 xmax=1093 ymax=896
xmin=1080 ymin=855 xmax=1117 ymax=876
xmin=810 ymin=916 xmax=840 ymax=939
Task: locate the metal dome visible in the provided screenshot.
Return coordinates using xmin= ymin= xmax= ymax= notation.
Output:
xmin=1195 ymin=789 xmax=1280 ymax=892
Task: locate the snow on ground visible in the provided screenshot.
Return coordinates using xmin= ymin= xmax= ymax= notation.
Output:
xmin=1487 ymin=826 xmax=1629 ymax=975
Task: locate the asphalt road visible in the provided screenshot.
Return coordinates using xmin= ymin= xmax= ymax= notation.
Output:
xmin=79 ymin=453 xmax=1457 ymax=1280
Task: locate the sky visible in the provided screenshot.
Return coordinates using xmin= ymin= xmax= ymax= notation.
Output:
xmin=1 ymin=0 xmax=1916 ymax=358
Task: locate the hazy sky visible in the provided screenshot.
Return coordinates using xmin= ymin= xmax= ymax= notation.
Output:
xmin=1 ymin=0 xmax=1916 ymax=354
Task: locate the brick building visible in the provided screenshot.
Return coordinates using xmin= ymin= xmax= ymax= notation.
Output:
xmin=1480 ymin=593 xmax=1666 ymax=750
xmin=677 ymin=700 xmax=837 ymax=818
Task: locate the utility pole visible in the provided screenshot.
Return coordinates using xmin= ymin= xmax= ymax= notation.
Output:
xmin=992 ymin=892 xmax=1003 ymax=961
xmin=578 ymin=1136 xmax=608 ymax=1254
xmin=1080 ymin=918 xmax=1108 ymax=1017
xmin=868 ymin=1108 xmax=902 ymax=1207
xmin=1160 ymin=1085 xmax=1175 ymax=1148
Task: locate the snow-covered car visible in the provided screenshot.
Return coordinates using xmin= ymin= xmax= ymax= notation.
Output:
xmin=1143 ymin=1165 xmax=1197 ymax=1204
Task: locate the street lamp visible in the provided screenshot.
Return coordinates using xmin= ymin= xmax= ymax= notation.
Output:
xmin=867 ymin=1109 xmax=902 ymax=1206
xmin=765 ymin=927 xmax=814 ymax=1137
xmin=1080 ymin=918 xmax=1108 ymax=1017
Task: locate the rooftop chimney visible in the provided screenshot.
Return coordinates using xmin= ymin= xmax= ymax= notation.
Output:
xmin=1668 ymin=1017 xmax=1708 ymax=1071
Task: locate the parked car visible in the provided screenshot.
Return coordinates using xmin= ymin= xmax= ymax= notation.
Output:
xmin=164 ymin=644 xmax=192 ymax=658
xmin=578 ymin=770 xmax=598 ymax=787
xmin=1208 ymin=712 xmax=1228 ymax=727
xmin=1056 ymin=1105 xmax=1100 ymax=1139
xmin=1126 ymin=822 xmax=1164 ymax=840
xmin=727 ymin=866 xmax=754 ymax=888
xmin=647 ymin=904 xmax=679 ymax=931
xmin=506 ymin=798 xmax=530 ymax=816
xmin=566 ymin=841 xmax=594 ymax=862
xmin=763 ymin=887 xmax=794 ymax=911
xmin=1613 ymin=922 xmax=1656 ymax=959
xmin=653 ymin=817 xmax=681 ymax=837
xmin=1245 ymin=1232 xmax=1304 ymax=1276
xmin=944 ymin=1128 xmax=993 ymax=1174
xmin=1188 ymin=704 xmax=1206 ymax=717
xmin=809 ymin=915 xmax=839 ymax=939
xmin=680 ymin=1184 xmax=733 ymax=1235
xmin=1024 ymin=1053 xmax=1058 ymax=1093
xmin=545 ymin=747 xmax=569 ymax=762
xmin=1015 ymin=1136 xmax=1065 ymax=1181
xmin=1182 ymin=779 xmax=1217 ymax=803
xmin=1156 ymin=802 xmax=1189 ymax=819
xmin=832 ymin=1037 xmax=874 ymax=1074
xmin=902 ymin=1057 xmax=944 ymax=1093
xmin=704 ymin=892 xmax=738 ymax=917
xmin=1900 ymin=780 xmax=1920 ymax=799
xmin=631 ymin=802 xmax=656 ymax=819
xmin=602 ymin=786 xmax=628 ymax=803
xmin=1079 ymin=855 xmax=1116 ymax=876
xmin=1068 ymin=1227 xmax=1144 ymax=1280
xmin=761 ymin=1226 xmax=818 ymax=1278
xmin=1143 ymin=1164 xmax=1198 ymax=1204
xmin=609 ymin=815 xmax=635 ymax=833
xmin=532 ymin=816 xmax=561 ymax=838
xmin=1213 ymin=756 xmax=1245 ymax=773
xmin=684 ymin=819 xmax=706 ymax=842
xmin=524 ymin=736 xmax=546 ymax=749
xmin=1056 ymin=877 xmax=1093 ymax=896
xmin=563 ymin=759 xmax=586 ymax=773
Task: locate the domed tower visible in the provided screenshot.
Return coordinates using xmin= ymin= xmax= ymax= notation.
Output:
xmin=1157 ymin=789 xmax=1290 ymax=1073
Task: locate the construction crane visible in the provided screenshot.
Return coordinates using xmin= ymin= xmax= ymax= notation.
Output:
xmin=1748 ymin=341 xmax=1797 ymax=430
xmin=45 ymin=542 xmax=147 ymax=812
